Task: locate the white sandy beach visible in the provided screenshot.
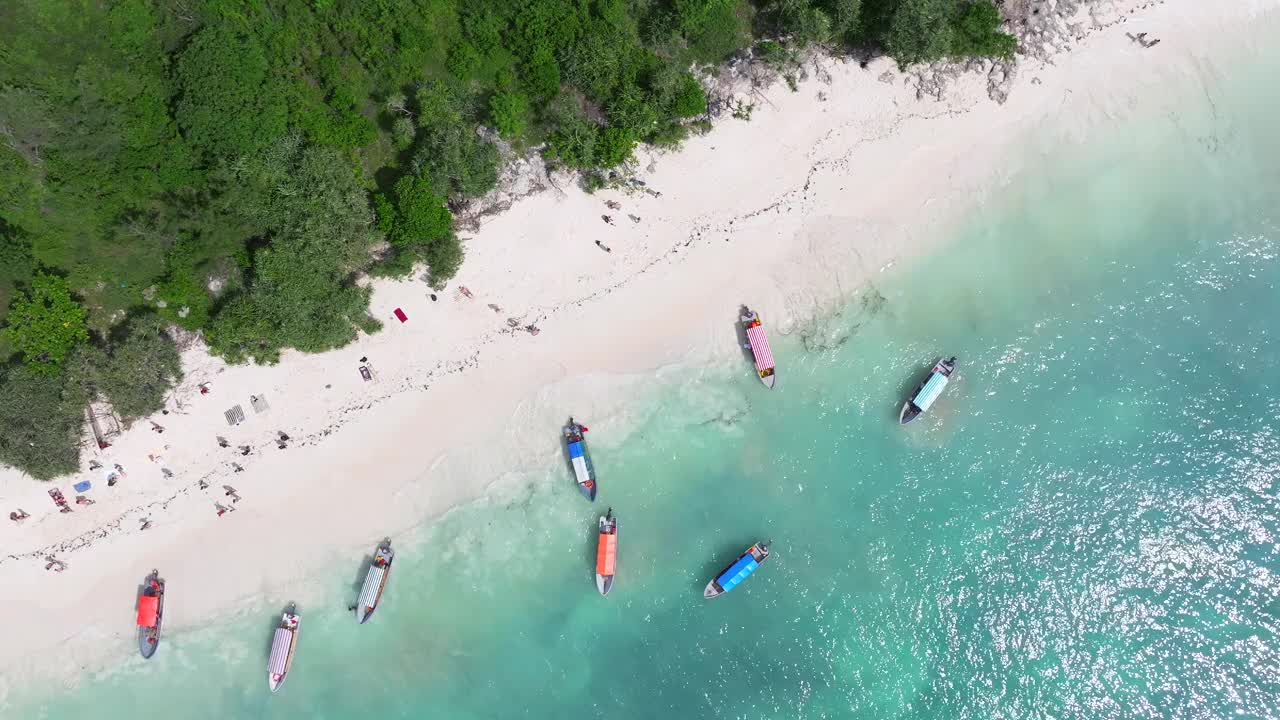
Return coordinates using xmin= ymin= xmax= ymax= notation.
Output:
xmin=1 ymin=0 xmax=1275 ymax=697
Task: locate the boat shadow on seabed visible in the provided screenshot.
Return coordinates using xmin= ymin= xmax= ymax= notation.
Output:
xmin=734 ymin=305 xmax=756 ymax=367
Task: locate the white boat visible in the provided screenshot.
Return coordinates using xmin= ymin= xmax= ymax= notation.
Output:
xmin=267 ymin=604 xmax=300 ymax=693
xmin=354 ymin=541 xmax=394 ymax=624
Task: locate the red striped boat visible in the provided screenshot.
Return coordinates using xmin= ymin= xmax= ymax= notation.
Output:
xmin=741 ymin=308 xmax=776 ymax=388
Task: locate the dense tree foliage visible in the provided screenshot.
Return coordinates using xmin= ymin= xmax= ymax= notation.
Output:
xmin=0 ymin=366 xmax=86 ymax=480
xmin=3 ymin=274 xmax=89 ymax=374
xmin=94 ymin=314 xmax=184 ymax=422
xmin=0 ymin=0 xmax=1013 ymax=477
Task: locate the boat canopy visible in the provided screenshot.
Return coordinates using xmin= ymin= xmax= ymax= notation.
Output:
xmin=357 ymin=565 xmax=387 ymax=610
xmin=136 ymin=595 xmax=159 ymax=627
xmin=912 ymin=372 xmax=950 ymax=411
xmin=746 ymin=324 xmax=774 ymax=371
xmin=716 ymin=553 xmax=760 ymax=593
xmin=596 ymin=533 xmax=617 ymax=576
xmin=568 ymin=441 xmax=584 ymax=459
xmin=268 ymin=628 xmax=293 ymax=675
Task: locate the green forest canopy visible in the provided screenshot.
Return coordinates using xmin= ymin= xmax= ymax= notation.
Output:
xmin=0 ymin=0 xmax=1014 ymax=478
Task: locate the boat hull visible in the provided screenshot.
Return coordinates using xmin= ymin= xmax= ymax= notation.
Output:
xmin=898 ymin=401 xmax=921 ymax=424
xmin=595 ymin=512 xmax=617 ymax=596
xmin=565 ymin=421 xmax=597 ymax=501
xmin=761 ymin=373 xmax=776 ymax=389
xmin=898 ymin=357 xmax=956 ymax=425
xmin=137 ymin=573 xmax=164 ymax=659
xmin=268 ymin=608 xmax=300 ymax=693
xmin=355 ymin=543 xmax=394 ymax=624
xmin=704 ymin=543 xmax=771 ymax=599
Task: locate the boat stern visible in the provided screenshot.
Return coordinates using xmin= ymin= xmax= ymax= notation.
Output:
xmin=899 ymin=402 xmax=919 ymax=425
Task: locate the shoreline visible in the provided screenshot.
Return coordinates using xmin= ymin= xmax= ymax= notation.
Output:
xmin=1 ymin=0 xmax=1274 ymax=700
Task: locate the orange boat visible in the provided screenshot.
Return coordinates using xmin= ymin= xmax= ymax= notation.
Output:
xmin=137 ymin=570 xmax=165 ymax=659
xmin=595 ymin=509 xmax=617 ymax=596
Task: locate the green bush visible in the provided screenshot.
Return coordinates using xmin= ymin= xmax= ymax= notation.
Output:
xmin=3 ymin=273 xmax=89 ymax=374
xmin=95 ymin=313 xmax=183 ymax=422
xmin=595 ymin=127 xmax=638 ymax=167
xmin=489 ymin=90 xmax=531 ymax=139
xmin=379 ymin=175 xmax=453 ymax=247
xmin=0 ymin=366 xmax=85 ymax=480
xmin=173 ymin=23 xmax=288 ymax=159
xmin=951 ymin=0 xmax=1016 ymax=59
xmin=669 ymin=74 xmax=709 ymax=118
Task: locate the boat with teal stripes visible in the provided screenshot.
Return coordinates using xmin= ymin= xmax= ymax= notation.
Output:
xmin=703 ymin=542 xmax=770 ymax=599
xmin=899 ymin=357 xmax=957 ymax=424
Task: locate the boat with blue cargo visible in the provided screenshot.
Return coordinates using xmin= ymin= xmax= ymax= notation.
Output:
xmin=740 ymin=308 xmax=776 ymax=388
xmin=564 ymin=419 xmax=597 ymax=501
xmin=899 ymin=357 xmax=957 ymax=425
xmin=703 ymin=542 xmax=771 ymax=599
xmin=267 ymin=604 xmax=301 ymax=693
xmin=354 ymin=540 xmax=394 ymax=624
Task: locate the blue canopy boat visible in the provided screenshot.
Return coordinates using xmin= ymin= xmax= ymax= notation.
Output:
xmin=899 ymin=357 xmax=957 ymax=424
xmin=703 ymin=542 xmax=770 ymax=599
xmin=564 ymin=419 xmax=597 ymax=501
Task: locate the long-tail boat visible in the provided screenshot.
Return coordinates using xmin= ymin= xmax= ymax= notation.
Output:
xmin=354 ymin=541 xmax=394 ymax=624
xmin=136 ymin=570 xmax=165 ymax=658
xmin=741 ymin=308 xmax=776 ymax=388
xmin=268 ymin=604 xmax=300 ymax=693
xmin=564 ymin=419 xmax=597 ymax=501
xmin=595 ymin=509 xmax=617 ymax=596
xmin=704 ymin=542 xmax=771 ymax=599
xmin=899 ymin=357 xmax=957 ymax=425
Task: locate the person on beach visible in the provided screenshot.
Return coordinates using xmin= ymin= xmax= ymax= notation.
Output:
xmin=150 ymin=421 xmax=165 ymax=434
xmin=75 ymin=495 xmax=95 ymax=506
xmin=89 ymin=459 xmax=102 ymax=470
xmin=140 ymin=518 xmax=152 ymax=530
xmin=198 ymin=479 xmax=209 ymax=489
xmin=601 ymin=214 xmax=614 ymax=225
xmin=595 ymin=240 xmax=612 ymax=253
xmin=215 ymin=503 xmax=229 ymax=517
xmin=198 ymin=382 xmax=211 ymax=395
xmin=217 ymin=436 xmax=229 ymax=448
xmin=239 ymin=445 xmax=252 ymax=456
xmin=232 ymin=463 xmax=244 ymax=473
xmin=10 ymin=509 xmax=31 ymax=523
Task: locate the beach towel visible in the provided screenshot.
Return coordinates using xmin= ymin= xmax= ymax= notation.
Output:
xmin=73 ymin=480 xmax=92 ymax=493
xmin=394 ymin=308 xmax=408 ymax=323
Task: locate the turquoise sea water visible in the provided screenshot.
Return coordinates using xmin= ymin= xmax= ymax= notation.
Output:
xmin=14 ymin=45 xmax=1280 ymax=720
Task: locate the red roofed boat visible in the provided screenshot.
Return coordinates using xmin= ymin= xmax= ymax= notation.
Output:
xmin=741 ymin=308 xmax=776 ymax=388
xmin=137 ymin=570 xmax=165 ymax=659
xmin=595 ymin=509 xmax=617 ymax=596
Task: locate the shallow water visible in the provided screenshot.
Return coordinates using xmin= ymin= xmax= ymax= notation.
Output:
xmin=13 ymin=38 xmax=1280 ymax=720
